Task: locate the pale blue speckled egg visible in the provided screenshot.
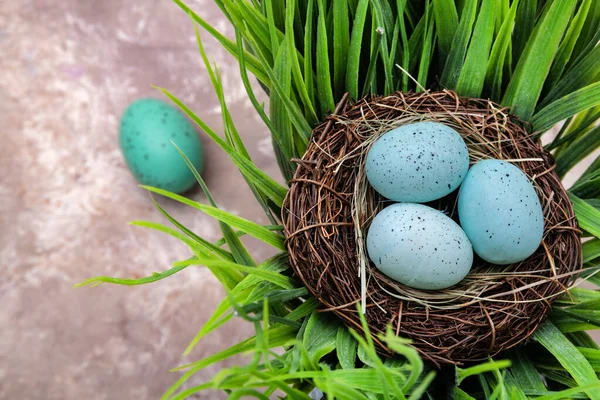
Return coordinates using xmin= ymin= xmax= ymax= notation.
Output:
xmin=365 ymin=122 xmax=469 ymax=203
xmin=458 ymin=159 xmax=544 ymax=265
xmin=366 ymin=203 xmax=473 ymax=290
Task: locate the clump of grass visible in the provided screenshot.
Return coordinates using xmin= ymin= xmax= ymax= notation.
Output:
xmin=79 ymin=0 xmax=600 ymax=398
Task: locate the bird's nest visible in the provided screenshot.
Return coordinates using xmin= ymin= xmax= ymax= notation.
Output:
xmin=282 ymin=90 xmax=582 ymax=365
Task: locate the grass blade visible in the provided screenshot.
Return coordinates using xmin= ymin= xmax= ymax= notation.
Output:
xmin=502 ymin=0 xmax=577 ymax=121
xmin=483 ymin=0 xmax=519 ymax=101
xmin=511 ymin=0 xmax=537 ymax=66
xmin=569 ymin=194 xmax=600 ymax=238
xmin=336 ymin=326 xmax=358 ymax=369
xmin=542 ymin=0 xmax=593 ymax=98
xmin=173 ymin=0 xmax=269 ymax=85
xmin=333 ymin=0 xmax=350 ymax=99
xmin=142 ymin=186 xmax=286 ymax=250
xmin=440 ymin=0 xmax=477 ymax=89
xmin=554 ymin=123 xmax=600 ymax=177
xmin=533 ymin=321 xmax=600 ymax=399
xmin=538 ymin=44 xmax=600 ymax=110
xmin=455 ymin=0 xmax=496 ymax=98
xmin=532 ymin=82 xmax=600 ymax=133
xmin=156 ymin=87 xmax=288 ymax=206
xmin=345 ymin=0 xmax=370 ymax=100
xmin=433 ymin=0 xmax=458 ymax=68
xmin=315 ymin=0 xmax=335 ymax=115
xmin=285 ymin=0 xmax=319 ymax=126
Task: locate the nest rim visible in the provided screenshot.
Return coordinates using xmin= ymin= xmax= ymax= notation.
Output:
xmin=282 ymin=90 xmax=582 ymax=365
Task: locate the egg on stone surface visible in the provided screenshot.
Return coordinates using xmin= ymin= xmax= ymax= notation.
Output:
xmin=365 ymin=121 xmax=469 ymax=203
xmin=458 ymin=159 xmax=544 ymax=265
xmin=366 ymin=203 xmax=473 ymax=290
xmin=119 ymin=98 xmax=204 ymax=194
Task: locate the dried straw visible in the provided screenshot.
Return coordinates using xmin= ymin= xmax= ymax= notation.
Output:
xmin=282 ymin=90 xmax=582 ymax=365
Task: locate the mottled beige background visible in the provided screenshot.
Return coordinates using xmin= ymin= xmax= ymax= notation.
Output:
xmin=0 ymin=1 xmax=280 ymax=399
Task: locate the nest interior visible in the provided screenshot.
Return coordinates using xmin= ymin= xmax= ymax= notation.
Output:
xmin=282 ymin=90 xmax=582 ymax=365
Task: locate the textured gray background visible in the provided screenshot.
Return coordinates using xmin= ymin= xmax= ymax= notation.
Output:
xmin=1 ymin=1 xmax=280 ymax=398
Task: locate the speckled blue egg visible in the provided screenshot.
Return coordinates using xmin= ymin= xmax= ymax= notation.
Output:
xmin=365 ymin=122 xmax=469 ymax=203
xmin=119 ymin=98 xmax=204 ymax=194
xmin=458 ymin=159 xmax=544 ymax=265
xmin=366 ymin=203 xmax=473 ymax=290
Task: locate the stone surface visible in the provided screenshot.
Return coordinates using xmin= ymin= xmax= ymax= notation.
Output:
xmin=0 ymin=1 xmax=280 ymax=399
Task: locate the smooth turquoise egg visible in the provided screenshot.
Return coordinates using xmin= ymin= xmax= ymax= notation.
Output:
xmin=458 ymin=159 xmax=544 ymax=265
xmin=365 ymin=122 xmax=469 ymax=203
xmin=366 ymin=203 xmax=473 ymax=290
xmin=119 ymin=98 xmax=204 ymax=194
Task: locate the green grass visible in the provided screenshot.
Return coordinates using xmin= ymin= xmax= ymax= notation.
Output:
xmin=80 ymin=0 xmax=600 ymax=398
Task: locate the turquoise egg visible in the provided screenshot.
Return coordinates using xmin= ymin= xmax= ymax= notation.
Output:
xmin=365 ymin=122 xmax=469 ymax=203
xmin=366 ymin=203 xmax=473 ymax=290
xmin=458 ymin=159 xmax=544 ymax=265
xmin=119 ymin=98 xmax=204 ymax=194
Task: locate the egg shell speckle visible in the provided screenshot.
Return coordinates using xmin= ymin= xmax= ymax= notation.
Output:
xmin=458 ymin=159 xmax=544 ymax=265
xmin=365 ymin=122 xmax=469 ymax=203
xmin=366 ymin=203 xmax=474 ymax=290
xmin=119 ymin=98 xmax=204 ymax=194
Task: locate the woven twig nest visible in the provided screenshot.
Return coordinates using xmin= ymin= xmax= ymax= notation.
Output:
xmin=282 ymin=90 xmax=582 ymax=365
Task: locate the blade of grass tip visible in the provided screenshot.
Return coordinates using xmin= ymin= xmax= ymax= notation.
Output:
xmin=130 ymin=221 xmax=242 ymax=289
xmin=171 ymin=143 xmax=257 ymax=266
xmin=173 ymin=0 xmax=270 ymax=85
xmin=149 ymin=195 xmax=235 ymax=262
xmin=345 ymin=0 xmax=369 ymax=100
xmin=142 ymin=186 xmax=286 ymax=250
xmin=332 ymin=0 xmax=350 ymax=99
xmin=455 ymin=360 xmax=512 ymax=384
xmin=433 ymin=0 xmax=458 ymax=68
xmin=180 ymin=258 xmax=294 ymax=289
xmin=455 ymin=0 xmax=496 ymax=98
xmin=155 ymin=87 xmax=288 ymax=206
xmin=501 ymin=1 xmax=577 ymax=121
xmin=315 ymin=0 xmax=335 ymax=115
xmin=541 ymin=0 xmax=592 ymax=99
xmin=285 ymin=0 xmax=319 ymax=126
xmin=483 ymin=0 xmax=519 ymax=101
xmin=75 ymin=261 xmax=191 ymax=288
xmin=440 ymin=0 xmax=477 ymax=90
xmin=533 ymin=321 xmax=600 ymax=399
xmin=303 ymin=0 xmax=316 ymax=110
xmin=407 ymin=371 xmax=436 ymax=400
